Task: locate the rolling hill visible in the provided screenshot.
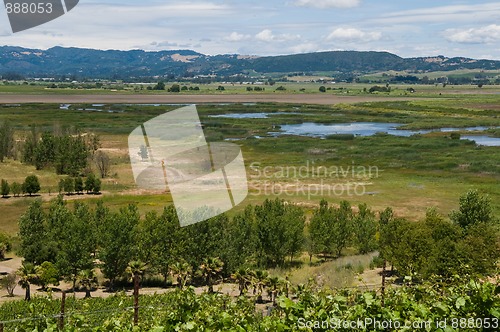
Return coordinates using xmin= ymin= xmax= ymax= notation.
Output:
xmin=1 ymin=46 xmax=500 ymax=79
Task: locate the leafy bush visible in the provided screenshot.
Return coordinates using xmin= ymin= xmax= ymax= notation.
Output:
xmin=0 ymin=232 xmax=11 ymax=259
xmin=326 ymin=134 xmax=355 ymax=140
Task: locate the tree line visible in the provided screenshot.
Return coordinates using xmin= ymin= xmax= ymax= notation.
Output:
xmin=12 ymin=190 xmax=498 ymax=301
xmin=1 ymin=173 xmax=102 ymax=199
xmin=1 ymin=175 xmax=41 ymax=198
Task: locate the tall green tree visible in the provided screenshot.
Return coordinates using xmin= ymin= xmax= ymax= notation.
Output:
xmin=18 ymin=200 xmax=55 ymax=264
xmin=11 ymin=182 xmax=21 ymax=197
xmin=450 ymin=190 xmax=495 ymax=229
xmin=52 ymin=202 xmax=95 ymax=293
xmin=0 ymin=121 xmax=14 ymax=162
xmin=332 ymin=201 xmax=353 ymax=257
xmin=1 ymin=179 xmax=9 ymax=197
xmin=183 ymin=213 xmax=227 ymax=269
xmin=99 ymin=205 xmax=140 ymax=289
xmin=283 ymin=204 xmax=305 ymax=262
xmin=354 ymin=203 xmax=377 ymax=254
xmin=74 ymin=177 xmax=84 ymax=194
xmin=423 ymin=209 xmax=464 ymax=277
xmin=22 ymin=126 xmax=39 ymax=165
xmin=138 ymin=207 xmax=178 ymax=283
xmin=33 ymin=132 xmax=56 ymax=170
xmin=389 ymin=221 xmax=433 ymax=277
xmin=309 ymin=200 xmax=333 ymax=256
xmin=223 ymin=206 xmax=257 ymax=273
xmin=255 ymin=199 xmax=304 ymax=267
xmin=23 ymin=175 xmax=41 ymax=196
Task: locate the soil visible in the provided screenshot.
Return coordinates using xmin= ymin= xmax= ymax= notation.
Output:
xmin=0 ymin=94 xmax=414 ymax=105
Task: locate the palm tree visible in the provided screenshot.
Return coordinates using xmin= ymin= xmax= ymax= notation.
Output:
xmin=252 ymin=270 xmax=268 ymax=303
xmin=171 ymin=261 xmax=192 ymax=290
xmin=78 ymin=269 xmax=97 ymax=298
xmin=126 ymin=260 xmax=147 ymax=290
xmin=231 ymin=268 xmax=251 ymax=296
xmin=199 ymin=257 xmax=224 ymax=293
xmin=17 ymin=262 xmax=37 ymax=301
xmin=279 ymin=276 xmax=291 ymax=299
xmin=126 ymin=260 xmax=146 ymax=326
xmin=266 ymin=276 xmax=280 ymax=305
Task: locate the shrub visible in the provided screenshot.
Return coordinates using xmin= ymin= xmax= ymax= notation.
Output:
xmin=369 ymin=85 xmax=391 ymax=93
xmin=0 ymin=232 xmax=11 ymax=260
xmin=326 ymin=134 xmax=355 ymax=140
xmin=168 ymin=84 xmax=180 ymax=93
xmin=0 ymin=272 xmax=17 ymax=296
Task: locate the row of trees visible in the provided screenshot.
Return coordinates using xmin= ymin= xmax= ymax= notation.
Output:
xmin=148 ymin=82 xmax=201 ymax=92
xmin=1 ymin=173 xmax=102 ymax=198
xmin=14 ymin=191 xmax=498 ymax=299
xmin=17 ymin=198 xmax=305 ymax=293
xmin=1 ymin=175 xmax=41 ymax=198
xmin=58 ymin=173 xmax=101 ymax=195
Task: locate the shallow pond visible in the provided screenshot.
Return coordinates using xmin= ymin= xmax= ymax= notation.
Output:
xmin=210 ymin=112 xmax=299 ymax=119
xmin=271 ymin=122 xmax=500 ymax=146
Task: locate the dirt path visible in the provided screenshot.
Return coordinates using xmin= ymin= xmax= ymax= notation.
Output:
xmin=0 ymin=94 xmax=415 ymax=105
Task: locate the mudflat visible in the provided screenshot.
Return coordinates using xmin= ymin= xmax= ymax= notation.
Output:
xmin=0 ymin=94 xmax=414 ymax=105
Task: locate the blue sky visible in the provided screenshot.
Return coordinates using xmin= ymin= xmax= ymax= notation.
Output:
xmin=1 ymin=0 xmax=500 ymax=59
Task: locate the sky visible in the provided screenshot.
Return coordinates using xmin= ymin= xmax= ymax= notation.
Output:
xmin=1 ymin=0 xmax=500 ymax=59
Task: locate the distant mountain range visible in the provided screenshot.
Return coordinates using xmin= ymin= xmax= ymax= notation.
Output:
xmin=1 ymin=46 xmax=500 ymax=79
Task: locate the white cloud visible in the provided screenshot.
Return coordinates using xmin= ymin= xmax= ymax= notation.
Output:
xmin=225 ymin=32 xmax=251 ymax=42
xmin=444 ymin=25 xmax=500 ymax=44
xmin=255 ymin=29 xmax=300 ymax=42
xmin=293 ymin=0 xmax=360 ymax=9
xmin=255 ymin=29 xmax=275 ymax=42
xmin=289 ymin=42 xmax=319 ymax=54
xmin=373 ymin=3 xmax=500 ymax=24
xmin=327 ymin=27 xmax=381 ymax=42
